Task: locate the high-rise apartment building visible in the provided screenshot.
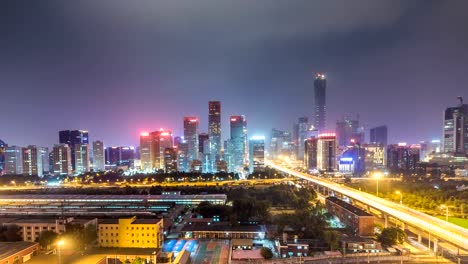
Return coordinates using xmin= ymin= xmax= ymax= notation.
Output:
xmin=92 ymin=140 xmax=105 ymax=171
xmin=75 ymin=143 xmax=90 ymax=174
xmin=370 ymin=126 xmax=388 ymax=146
xmin=208 ymin=101 xmax=221 ymax=172
xmin=59 ymin=130 xmax=89 ymax=170
xmin=230 ymin=115 xmax=247 ymax=173
xmin=139 ymin=132 xmax=152 ymax=172
xmin=443 ymin=99 xmax=468 ymax=154
xmin=184 ymin=117 xmax=199 ymax=162
xmin=5 ymin=146 xmax=23 ymax=175
xmin=317 ymin=133 xmax=336 ymax=172
xmin=314 ymin=73 xmax=326 ymax=131
xmin=249 ymin=136 xmax=265 ymax=173
xmin=53 ymin=144 xmax=72 ymax=176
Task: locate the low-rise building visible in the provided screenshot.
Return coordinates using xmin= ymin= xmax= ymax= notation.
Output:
xmin=0 ymin=242 xmax=39 ymax=264
xmin=340 ymin=236 xmax=382 ymax=253
xmin=181 ymin=224 xmax=266 ymax=239
xmin=325 ymin=197 xmax=374 ymax=236
xmin=98 ymin=217 xmax=164 ymax=249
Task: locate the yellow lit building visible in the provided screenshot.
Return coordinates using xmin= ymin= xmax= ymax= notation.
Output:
xmin=98 ymin=217 xmax=163 ymax=248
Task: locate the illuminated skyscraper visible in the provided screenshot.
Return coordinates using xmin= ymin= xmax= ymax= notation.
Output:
xmin=249 ymin=136 xmax=265 ymax=173
xmin=59 ymin=130 xmax=89 ymax=170
xmin=386 ymin=143 xmax=420 ymax=174
xmin=208 ymin=101 xmax=221 ymax=172
xmin=119 ymin=146 xmax=135 ymax=167
xmin=105 ymin=147 xmax=120 ymax=167
xmin=198 ymin=133 xmax=210 ymax=172
xmin=92 ymin=140 xmax=105 ymax=171
xmin=75 ymin=143 xmax=90 ymax=174
xmin=304 ymin=137 xmax=318 ymax=172
xmin=164 ymin=147 xmax=178 ymax=173
xmin=5 ymin=146 xmax=23 ymax=175
xmin=230 ymin=115 xmax=247 ymax=173
xmin=317 ymin=133 xmax=336 ymax=172
xmin=443 ymin=99 xmax=468 ymax=154
xmin=21 ymin=146 xmax=48 ymax=176
xmin=177 ymin=142 xmax=189 ymax=172
xmin=184 ymin=117 xmax=199 ymax=162
xmin=150 ymin=130 xmax=173 ymax=170
xmin=296 ymin=117 xmax=309 ymax=160
xmin=370 ymin=125 xmax=388 ymax=146
xmin=139 ymin=132 xmax=152 ymax=172
xmin=270 ymin=129 xmax=293 ymax=159
xmin=314 ymin=73 xmax=326 ymax=131
xmin=53 ymin=144 xmax=72 ymax=176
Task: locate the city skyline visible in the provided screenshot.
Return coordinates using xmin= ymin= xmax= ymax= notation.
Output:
xmin=1 ymin=1 xmax=468 ymax=148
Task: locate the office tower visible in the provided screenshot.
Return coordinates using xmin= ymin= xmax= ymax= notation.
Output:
xmin=198 ymin=133 xmax=210 ymax=172
xmin=386 ymin=143 xmax=420 ymax=174
xmin=338 ymin=143 xmax=366 ymax=176
xmin=190 ymin=159 xmax=203 ymax=173
xmin=139 ymin=132 xmax=153 ymax=172
xmin=22 ymin=145 xmax=42 ymax=176
xmin=304 ymin=137 xmax=318 ymax=172
xmin=5 ymin=146 xmax=23 ymax=175
xmin=59 ymin=130 xmax=89 ymax=170
xmin=296 ymin=117 xmax=309 ymax=160
xmin=164 ymin=147 xmax=178 ymax=173
xmin=119 ymin=146 xmax=135 ymax=167
xmin=443 ymin=99 xmax=468 ymax=154
xmin=198 ymin=133 xmax=209 ymax=155
xmin=177 ymin=142 xmax=189 ymax=172
xmin=363 ymin=143 xmax=386 ymax=169
xmin=314 ymin=73 xmax=326 ymax=131
xmin=184 ymin=117 xmax=199 ymax=162
xmin=208 ymin=101 xmax=221 ymax=172
xmin=428 ymin=139 xmax=442 ymax=154
xmin=53 ymin=144 xmax=72 ymax=176
xmin=105 ymin=147 xmax=120 ymax=167
xmin=317 ymin=133 xmax=336 ymax=172
xmin=230 ymin=115 xmax=247 ymax=173
xmin=336 ymin=117 xmax=364 ymax=147
xmin=270 ymin=129 xmax=293 ymax=158
xmin=39 ymin=147 xmax=49 ymax=175
xmin=0 ymin=139 xmax=5 ymax=175
xmin=75 ymin=143 xmax=90 ymax=174
xmin=249 ymin=136 xmax=265 ymax=173
xmin=370 ymin=126 xmax=388 ymax=146
xmin=151 ymin=130 xmax=173 ymax=170
xmin=92 ymin=140 xmax=105 ymax=171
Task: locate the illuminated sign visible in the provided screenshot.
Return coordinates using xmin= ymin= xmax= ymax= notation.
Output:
xmin=230 ymin=118 xmax=237 ymax=122
xmin=397 ymin=142 xmax=407 ymax=147
xmin=140 ymin=132 xmax=149 ymax=137
xmin=250 ymin=136 xmax=265 ymax=140
xmin=190 ymin=119 xmax=198 ymax=122
xmin=318 ymin=133 xmax=336 ymax=138
xmin=340 ymin=157 xmax=353 ymax=162
xmin=161 ymin=132 xmax=170 ymax=136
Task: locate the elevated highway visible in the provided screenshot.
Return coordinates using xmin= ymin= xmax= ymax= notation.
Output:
xmin=267 ymin=161 xmax=468 ymax=252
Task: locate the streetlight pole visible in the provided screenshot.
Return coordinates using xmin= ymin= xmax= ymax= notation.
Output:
xmin=441 ymin=205 xmax=449 ymax=222
xmin=57 ymin=239 xmax=64 ymax=264
xmin=373 ymin=172 xmax=383 ymax=196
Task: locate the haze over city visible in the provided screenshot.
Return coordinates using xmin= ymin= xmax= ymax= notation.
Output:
xmin=1 ymin=0 xmax=468 ymax=148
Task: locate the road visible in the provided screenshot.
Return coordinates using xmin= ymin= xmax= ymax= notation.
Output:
xmin=267 ymin=161 xmax=468 ymax=252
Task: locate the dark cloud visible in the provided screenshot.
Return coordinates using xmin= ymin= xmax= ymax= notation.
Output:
xmin=0 ymin=0 xmax=467 ymax=147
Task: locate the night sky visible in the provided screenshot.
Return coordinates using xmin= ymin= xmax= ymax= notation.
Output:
xmin=1 ymin=1 xmax=467 ymax=148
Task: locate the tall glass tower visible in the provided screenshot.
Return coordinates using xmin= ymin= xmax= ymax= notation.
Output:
xmin=314 ymin=73 xmax=326 ymax=131
xmin=208 ymin=101 xmax=221 ymax=172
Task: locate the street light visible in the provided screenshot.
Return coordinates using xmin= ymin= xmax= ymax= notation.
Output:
xmin=395 ymin=191 xmax=403 ymax=205
xmin=57 ymin=239 xmax=65 ymax=264
xmin=441 ymin=204 xmax=449 ymax=222
xmin=372 ymin=172 xmax=383 ymax=196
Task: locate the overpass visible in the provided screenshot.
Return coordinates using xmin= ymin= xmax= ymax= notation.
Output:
xmin=266 ymin=161 xmax=468 ymax=252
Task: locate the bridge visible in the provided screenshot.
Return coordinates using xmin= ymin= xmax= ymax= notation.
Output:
xmin=266 ymin=161 xmax=468 ymax=253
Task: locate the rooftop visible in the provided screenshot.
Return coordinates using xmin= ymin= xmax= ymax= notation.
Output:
xmin=181 ymin=224 xmax=265 ymax=233
xmin=326 ymin=197 xmax=373 ymax=216
xmin=132 ymin=219 xmax=162 ymax=225
xmin=0 ymin=242 xmax=38 ymax=261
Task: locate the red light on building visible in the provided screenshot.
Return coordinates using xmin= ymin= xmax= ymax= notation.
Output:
xmin=318 ymin=133 xmax=336 ymax=138
xmin=190 ymin=119 xmax=198 ymax=122
xmin=140 ymin=132 xmax=149 ymax=137
xmin=230 ymin=118 xmax=237 ymax=122
xmin=161 ymin=132 xmax=170 ymax=136
xmin=350 ymin=139 xmax=356 ymax=143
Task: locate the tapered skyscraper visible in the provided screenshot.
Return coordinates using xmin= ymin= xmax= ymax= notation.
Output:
xmin=208 ymin=101 xmax=221 ymax=172
xmin=314 ymin=73 xmax=326 ymax=131
xmin=184 ymin=117 xmax=199 ymax=162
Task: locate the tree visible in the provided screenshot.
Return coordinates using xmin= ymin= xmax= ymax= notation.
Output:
xmin=260 ymin=247 xmax=273 ymax=259
xmin=131 ymin=257 xmax=145 ymax=264
xmin=38 ymin=230 xmax=58 ymax=249
xmin=323 ymin=230 xmax=340 ymax=251
xmin=378 ymin=227 xmax=406 ymax=246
